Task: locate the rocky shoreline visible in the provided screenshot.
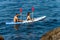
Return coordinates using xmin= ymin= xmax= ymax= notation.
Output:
xmin=41 ymin=27 xmax=60 ymax=40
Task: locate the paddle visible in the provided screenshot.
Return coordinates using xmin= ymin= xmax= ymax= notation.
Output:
xmin=20 ymin=8 xmax=22 ymax=19
xmin=32 ymin=7 xmax=34 ymax=19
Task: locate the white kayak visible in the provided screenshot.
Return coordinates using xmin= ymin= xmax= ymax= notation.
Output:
xmin=6 ymin=16 xmax=46 ymax=24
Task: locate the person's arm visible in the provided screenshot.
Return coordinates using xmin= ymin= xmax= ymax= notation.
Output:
xmin=30 ymin=17 xmax=32 ymax=20
xmin=17 ymin=18 xmax=23 ymax=22
xmin=16 ymin=17 xmax=19 ymax=22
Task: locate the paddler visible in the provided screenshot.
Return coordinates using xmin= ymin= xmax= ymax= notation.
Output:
xmin=27 ymin=12 xmax=32 ymax=21
xmin=14 ymin=13 xmax=23 ymax=22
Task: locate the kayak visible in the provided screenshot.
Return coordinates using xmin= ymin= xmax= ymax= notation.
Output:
xmin=6 ymin=16 xmax=46 ymax=24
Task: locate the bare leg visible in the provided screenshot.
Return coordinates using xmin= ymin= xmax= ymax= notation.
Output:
xmin=27 ymin=18 xmax=33 ymax=21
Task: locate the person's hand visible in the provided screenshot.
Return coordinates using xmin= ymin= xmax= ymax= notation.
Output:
xmin=32 ymin=19 xmax=34 ymax=21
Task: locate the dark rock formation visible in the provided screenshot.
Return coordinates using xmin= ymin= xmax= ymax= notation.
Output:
xmin=41 ymin=27 xmax=60 ymax=40
xmin=0 ymin=35 xmax=4 ymax=40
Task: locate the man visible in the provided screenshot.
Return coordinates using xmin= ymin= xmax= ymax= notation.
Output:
xmin=14 ymin=13 xmax=23 ymax=22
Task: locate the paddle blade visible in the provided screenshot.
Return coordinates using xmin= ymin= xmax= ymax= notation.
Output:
xmin=32 ymin=7 xmax=34 ymax=12
xmin=20 ymin=8 xmax=22 ymax=13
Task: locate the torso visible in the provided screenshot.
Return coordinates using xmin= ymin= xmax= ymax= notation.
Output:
xmin=27 ymin=16 xmax=31 ymax=20
xmin=14 ymin=16 xmax=18 ymax=22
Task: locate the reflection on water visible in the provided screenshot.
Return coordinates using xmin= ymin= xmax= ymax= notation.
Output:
xmin=9 ymin=23 xmax=35 ymax=40
xmin=14 ymin=24 xmax=21 ymax=30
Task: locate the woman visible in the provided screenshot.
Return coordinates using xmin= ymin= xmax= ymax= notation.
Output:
xmin=27 ymin=12 xmax=32 ymax=21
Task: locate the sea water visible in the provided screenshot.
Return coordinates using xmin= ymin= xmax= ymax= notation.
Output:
xmin=0 ymin=0 xmax=60 ymax=40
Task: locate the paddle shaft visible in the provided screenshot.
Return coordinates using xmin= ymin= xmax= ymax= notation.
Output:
xmin=32 ymin=12 xmax=33 ymax=19
xmin=20 ymin=8 xmax=23 ymax=20
xmin=32 ymin=7 xmax=34 ymax=20
xmin=20 ymin=13 xmax=22 ymax=20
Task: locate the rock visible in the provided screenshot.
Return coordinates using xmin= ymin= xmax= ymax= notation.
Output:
xmin=41 ymin=27 xmax=60 ymax=40
xmin=0 ymin=35 xmax=4 ymax=40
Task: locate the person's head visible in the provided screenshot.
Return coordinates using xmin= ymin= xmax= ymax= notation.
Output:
xmin=16 ymin=13 xmax=19 ymax=17
xmin=0 ymin=36 xmax=4 ymax=40
xmin=27 ymin=12 xmax=30 ymax=16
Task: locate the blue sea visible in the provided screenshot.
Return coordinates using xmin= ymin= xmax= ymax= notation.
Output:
xmin=0 ymin=0 xmax=60 ymax=40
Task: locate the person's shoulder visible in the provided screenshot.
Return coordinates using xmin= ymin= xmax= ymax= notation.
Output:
xmin=14 ymin=16 xmax=16 ymax=18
